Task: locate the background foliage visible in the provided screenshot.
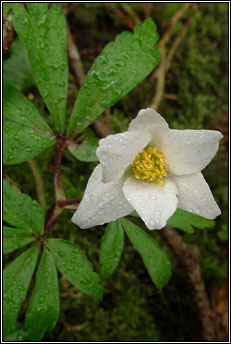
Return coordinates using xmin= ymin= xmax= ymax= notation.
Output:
xmin=3 ymin=2 xmax=228 ymax=341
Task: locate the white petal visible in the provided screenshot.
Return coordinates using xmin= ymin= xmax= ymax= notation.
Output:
xmin=128 ymin=108 xmax=169 ymax=145
xmin=71 ymin=165 xmax=134 ymax=229
xmin=170 ymin=172 xmax=221 ymax=219
xmin=123 ymin=176 xmax=178 ymax=230
xmin=160 ymin=129 xmax=223 ymax=175
xmin=96 ymin=130 xmax=151 ymax=183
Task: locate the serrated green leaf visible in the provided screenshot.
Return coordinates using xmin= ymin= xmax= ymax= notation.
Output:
xmin=3 ymin=226 xmax=35 ymax=254
xmin=3 ymin=179 xmax=45 ymax=235
xmin=3 ymin=84 xmax=55 ymax=164
xmin=47 ymin=239 xmax=103 ymax=299
xmin=67 ymin=18 xmax=159 ymax=135
xmin=122 ymin=219 xmax=171 ymax=289
xmin=11 ymin=4 xmax=31 ymax=42
xmin=3 ymin=38 xmax=33 ymax=91
xmin=3 ymin=245 xmax=39 ymax=337
xmin=3 ymin=117 xmax=55 ymax=165
xmin=27 ymin=3 xmax=48 ymax=19
xmin=12 ymin=3 xmax=68 ymax=132
xmin=3 ymin=85 xmax=52 ymax=131
xmin=68 ymin=138 xmax=99 ymax=162
xmin=167 ymin=209 xmax=215 ymax=234
xmin=24 ymin=248 xmax=59 ymax=340
xmin=100 ymin=220 xmax=124 ymax=281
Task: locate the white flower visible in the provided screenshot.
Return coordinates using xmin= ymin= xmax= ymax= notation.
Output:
xmin=72 ymin=108 xmax=222 ymax=230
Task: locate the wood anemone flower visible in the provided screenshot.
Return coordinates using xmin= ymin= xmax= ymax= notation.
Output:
xmin=72 ymin=108 xmax=222 ymax=230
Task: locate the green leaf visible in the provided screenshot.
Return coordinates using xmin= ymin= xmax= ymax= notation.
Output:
xmin=3 ymin=3 xmax=14 ymax=17
xmin=100 ymin=220 xmax=124 ymax=281
xmin=12 ymin=3 xmax=68 ymax=132
xmin=3 ymin=179 xmax=45 ymax=235
xmin=68 ymin=138 xmax=99 ymax=162
xmin=67 ymin=18 xmax=159 ymax=135
xmin=3 ymin=245 xmax=39 ymax=337
xmin=24 ymin=248 xmax=59 ymax=340
xmin=47 ymin=239 xmax=103 ymax=299
xmin=27 ymin=3 xmax=48 ymax=19
xmin=3 ymin=38 xmax=33 ymax=91
xmin=129 ymin=211 xmax=139 ymax=218
xmin=167 ymin=209 xmax=215 ymax=234
xmin=3 ymin=84 xmax=55 ymax=164
xmin=3 ymin=322 xmax=29 ymax=342
xmin=3 ymin=226 xmax=35 ymax=254
xmin=122 ymin=219 xmax=171 ymax=289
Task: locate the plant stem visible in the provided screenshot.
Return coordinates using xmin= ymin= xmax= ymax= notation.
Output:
xmin=66 ymin=23 xmax=85 ymax=87
xmin=3 ymin=10 xmax=16 ymax=55
xmin=54 ymin=135 xmax=67 ymax=201
xmin=161 ymin=226 xmax=216 ymax=341
xmin=41 ymin=204 xmax=64 ymax=242
xmin=56 ymin=199 xmax=81 ymax=207
xmin=41 ymin=198 xmax=82 ymax=242
xmin=120 ymin=3 xmax=141 ymax=25
xmin=150 ymin=9 xmax=195 ymax=110
xmin=103 ymin=3 xmax=134 ymax=30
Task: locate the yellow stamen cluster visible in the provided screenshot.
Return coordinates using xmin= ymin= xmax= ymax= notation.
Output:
xmin=132 ymin=147 xmax=167 ymax=185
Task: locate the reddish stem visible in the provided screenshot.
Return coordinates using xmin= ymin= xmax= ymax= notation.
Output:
xmin=3 ymin=10 xmax=16 ymax=55
xmin=43 ymin=205 xmax=57 ymax=237
xmin=57 ymin=199 xmax=81 ymax=207
xmin=3 ymin=28 xmax=15 ymax=55
xmin=41 ymin=204 xmax=64 ymax=242
xmin=103 ymin=3 xmax=134 ymax=30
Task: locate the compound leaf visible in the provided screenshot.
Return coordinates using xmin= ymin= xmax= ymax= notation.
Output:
xmin=67 ymin=18 xmax=159 ymax=135
xmin=167 ymin=208 xmax=215 ymax=233
xmin=3 ymin=226 xmax=35 ymax=254
xmin=47 ymin=239 xmax=103 ymax=299
xmin=12 ymin=3 xmax=68 ymax=132
xmin=3 ymin=85 xmax=55 ymax=164
xmin=3 ymin=37 xmax=33 ymax=91
xmin=122 ymin=219 xmax=171 ymax=289
xmin=24 ymin=248 xmax=59 ymax=340
xmin=68 ymin=138 xmax=99 ymax=162
xmin=100 ymin=220 xmax=124 ymax=281
xmin=3 ymin=245 xmax=39 ymax=337
xmin=3 ymin=179 xmax=45 ymax=236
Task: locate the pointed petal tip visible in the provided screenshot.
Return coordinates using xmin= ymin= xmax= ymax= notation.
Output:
xmin=205 ymin=206 xmax=222 ymax=220
xmin=71 ymin=212 xmax=82 ymax=228
xmin=172 ymin=173 xmax=222 ymax=220
xmin=71 ymin=211 xmax=91 ymax=229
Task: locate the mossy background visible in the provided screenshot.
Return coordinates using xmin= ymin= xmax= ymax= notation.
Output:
xmin=3 ymin=3 xmax=228 ymax=342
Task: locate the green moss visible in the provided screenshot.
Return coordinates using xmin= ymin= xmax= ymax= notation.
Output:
xmin=164 ymin=3 xmax=228 ymax=129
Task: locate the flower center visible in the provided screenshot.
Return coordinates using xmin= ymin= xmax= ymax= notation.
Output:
xmin=132 ymin=147 xmax=167 ymax=185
